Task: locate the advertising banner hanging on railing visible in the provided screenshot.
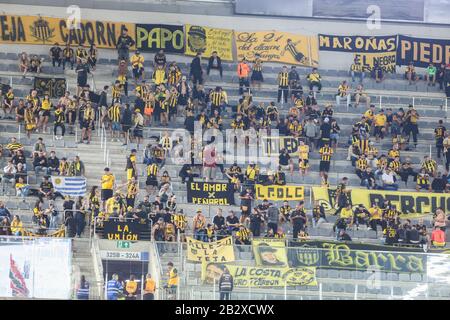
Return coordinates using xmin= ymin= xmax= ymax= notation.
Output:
xmin=253 ymin=238 xmax=289 ymax=267
xmin=135 ymin=23 xmax=185 ymax=53
xmin=236 ymin=31 xmax=319 ymax=67
xmin=202 ymin=262 xmax=317 ymax=287
xmin=103 ymin=220 xmax=143 ymax=241
xmin=184 ymin=24 xmax=234 ymax=61
xmin=34 ymin=77 xmax=67 ymax=98
xmin=397 ymin=35 xmax=450 ymax=67
xmin=312 ymin=186 xmax=450 ymax=216
xmin=318 ymin=34 xmax=397 ymax=53
xmin=187 ymin=236 xmax=235 ymax=263
xmin=288 ymin=240 xmax=427 ymax=273
xmin=0 ymin=15 xmax=135 ymax=49
xmin=187 ymin=182 xmax=235 ymax=205
xmin=255 ymin=184 xmax=305 ymax=201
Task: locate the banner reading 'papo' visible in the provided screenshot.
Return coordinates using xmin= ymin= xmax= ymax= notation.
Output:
xmin=0 ymin=15 xmax=135 ymax=49
xmin=187 ymin=236 xmax=235 ymax=263
xmin=236 ymin=31 xmax=319 ymax=67
xmin=288 ymin=240 xmax=427 ymax=273
xmin=135 ymin=24 xmax=184 ymax=53
xmin=184 ymin=24 xmax=233 ymax=61
xmin=318 ymin=34 xmax=397 ymax=53
xmin=187 ymin=182 xmax=235 ymax=205
xmin=312 ymin=186 xmax=450 ymax=216
xmin=255 ymin=184 xmax=305 ymax=201
xmin=397 ymin=35 xmax=450 ymax=68
xmin=202 ymin=262 xmax=317 ymax=287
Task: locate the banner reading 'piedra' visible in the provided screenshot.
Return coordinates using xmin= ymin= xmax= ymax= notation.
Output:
xmin=397 ymin=35 xmax=450 ymax=68
xmin=236 ymin=31 xmax=319 ymax=67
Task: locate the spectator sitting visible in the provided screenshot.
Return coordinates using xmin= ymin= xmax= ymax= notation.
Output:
xmin=33 ymin=137 xmax=47 ymax=158
xmin=381 ymin=168 xmax=398 ymax=190
xmin=6 ymin=137 xmax=24 ymax=157
xmin=0 ymin=202 xmax=11 ymax=220
xmin=47 ymin=151 xmax=60 ymax=175
xmin=18 ymin=52 xmax=29 ymax=77
xmin=14 ymin=163 xmax=27 ymax=184
xmin=371 ymin=62 xmax=384 ymax=83
xmin=33 ymin=151 xmax=49 ymax=176
xmin=405 ymin=62 xmax=418 ymax=84
xmin=15 ymin=177 xmax=30 ymax=202
xmin=0 ymin=217 xmax=11 ymax=236
xmin=29 ymin=55 xmax=43 ymax=73
xmin=431 ymin=226 xmax=446 ymax=247
xmin=10 ymin=215 xmax=23 ymax=236
xmin=407 ymin=225 xmax=421 ymax=246
xmin=2 ymin=160 xmax=17 ymax=190
xmin=338 ymin=229 xmax=352 ymax=241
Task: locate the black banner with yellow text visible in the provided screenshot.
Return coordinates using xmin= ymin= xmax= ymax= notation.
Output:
xmin=397 ymin=35 xmax=450 ymax=68
xmin=318 ymin=34 xmax=397 ymax=53
xmin=187 ymin=182 xmax=235 ymax=205
xmin=33 ymin=77 xmax=66 ymax=98
xmin=103 ymin=220 xmax=143 ymax=241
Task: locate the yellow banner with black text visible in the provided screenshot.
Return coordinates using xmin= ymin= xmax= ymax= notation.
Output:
xmin=255 ymin=184 xmax=304 ymax=201
xmin=312 ymin=186 xmax=450 ymax=216
xmin=202 ymin=262 xmax=317 ymax=287
xmin=184 ymin=24 xmax=234 ymax=61
xmin=187 ymin=236 xmax=235 ymax=263
xmin=0 ymin=15 xmax=135 ymax=49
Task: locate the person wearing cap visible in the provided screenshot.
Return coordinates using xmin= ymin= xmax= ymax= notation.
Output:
xmin=116 ymin=26 xmax=135 ymax=62
xmin=130 ymin=50 xmax=144 ymax=82
xmin=190 ymin=52 xmax=204 ymax=86
xmin=207 ymin=51 xmax=223 ymax=79
xmin=187 ymin=26 xmax=207 ymax=54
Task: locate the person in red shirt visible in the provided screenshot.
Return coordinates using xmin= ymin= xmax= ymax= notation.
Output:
xmin=431 ymin=227 xmax=446 ymax=247
xmin=237 ymin=58 xmax=251 ymax=95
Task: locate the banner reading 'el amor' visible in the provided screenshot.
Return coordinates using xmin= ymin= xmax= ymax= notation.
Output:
xmin=187 ymin=236 xmax=235 ymax=263
xmin=184 ymin=24 xmax=233 ymax=61
xmin=236 ymin=31 xmax=319 ymax=67
xmin=187 ymin=182 xmax=235 ymax=205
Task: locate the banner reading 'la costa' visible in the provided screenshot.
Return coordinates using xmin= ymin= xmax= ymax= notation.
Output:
xmin=236 ymin=31 xmax=319 ymax=67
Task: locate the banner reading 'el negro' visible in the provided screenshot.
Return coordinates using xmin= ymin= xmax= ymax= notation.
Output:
xmin=135 ymin=24 xmax=184 ymax=53
xmin=353 ymin=52 xmax=397 ymax=73
xmin=184 ymin=24 xmax=233 ymax=61
xmin=236 ymin=31 xmax=319 ymax=67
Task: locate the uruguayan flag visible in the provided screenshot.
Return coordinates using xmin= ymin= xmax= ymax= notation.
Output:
xmin=51 ymin=176 xmax=87 ymax=197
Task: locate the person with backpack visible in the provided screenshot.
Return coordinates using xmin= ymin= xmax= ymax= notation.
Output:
xmin=219 ymin=267 xmax=233 ymax=300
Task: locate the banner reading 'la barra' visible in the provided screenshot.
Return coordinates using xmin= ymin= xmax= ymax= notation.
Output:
xmin=135 ymin=24 xmax=184 ymax=53
xmin=202 ymin=262 xmax=317 ymax=287
xmin=187 ymin=182 xmax=235 ymax=205
xmin=288 ymin=240 xmax=427 ymax=273
xmin=397 ymin=35 xmax=450 ymax=68
xmin=187 ymin=236 xmax=235 ymax=263
xmin=0 ymin=15 xmax=135 ymax=49
xmin=318 ymin=34 xmax=397 ymax=53
xmin=255 ymin=184 xmax=304 ymax=201
xmin=184 ymin=24 xmax=233 ymax=61
xmin=236 ymin=31 xmax=319 ymax=67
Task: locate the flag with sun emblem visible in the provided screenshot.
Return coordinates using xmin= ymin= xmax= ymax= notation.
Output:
xmin=51 ymin=176 xmax=87 ymax=197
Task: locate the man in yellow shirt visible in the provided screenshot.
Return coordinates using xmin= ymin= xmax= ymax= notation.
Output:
xmin=368 ymin=204 xmax=382 ymax=231
xmin=373 ymin=109 xmax=387 ymax=141
xmin=101 ymin=167 xmax=115 ymax=205
xmin=339 ymin=203 xmax=354 ymax=227
xmin=306 ymin=68 xmax=322 ymax=93
xmin=130 ymin=50 xmax=144 ymax=82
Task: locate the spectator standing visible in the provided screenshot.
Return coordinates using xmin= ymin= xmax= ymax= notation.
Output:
xmin=116 ymin=27 xmax=135 ymax=62
xmin=219 ymin=267 xmax=233 ymax=300
xmin=277 ymin=66 xmax=289 ymax=104
xmin=49 ymin=43 xmax=62 ymax=67
xmin=76 ymin=275 xmax=90 ymax=300
xmin=190 ymin=52 xmax=203 ymax=86
xmin=62 ymin=44 xmax=74 ymax=70
xmin=306 ymin=68 xmax=322 ymax=93
xmin=107 ymin=274 xmax=124 ymax=300
xmin=143 ymin=273 xmax=156 ymax=300
xmin=207 ymin=51 xmax=223 ymax=79
xmin=237 ymin=58 xmax=251 ymax=95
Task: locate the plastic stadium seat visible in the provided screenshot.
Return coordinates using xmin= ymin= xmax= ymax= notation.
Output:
xmin=399 ymin=273 xmax=410 ymax=282
xmin=387 ymin=273 xmax=399 ymax=281
xmin=411 ymin=273 xmax=422 ymax=282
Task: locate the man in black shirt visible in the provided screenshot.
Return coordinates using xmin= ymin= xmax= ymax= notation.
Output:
xmin=47 ymin=151 xmax=60 ymax=175
xmin=33 ymin=151 xmax=49 ymax=176
xmin=338 ymin=230 xmax=352 ymax=241
xmin=190 ymin=52 xmax=203 ymax=86
xmin=207 ymin=51 xmax=222 ymax=78
xmin=431 ymin=172 xmax=446 ymax=193
xmin=75 ymin=59 xmax=90 ymax=95
xmin=226 ymin=211 xmax=239 ymax=233
xmin=116 ymin=27 xmax=135 ymax=62
xmin=279 ymin=148 xmax=293 ymax=175
xmin=290 ymin=201 xmax=307 ymax=239
xmin=213 ymin=208 xmax=225 ymax=230
xmin=247 ymin=208 xmax=264 ymax=237
xmin=39 ymin=176 xmax=54 ymax=201
xmin=239 ymin=187 xmax=254 ymax=223
xmin=121 ymin=103 xmax=133 ymax=146
xmin=49 ymin=43 xmax=62 ymax=67
xmin=320 ymin=117 xmax=332 ymax=148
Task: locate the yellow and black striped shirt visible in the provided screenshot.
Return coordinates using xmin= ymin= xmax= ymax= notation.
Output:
xmin=389 ymin=160 xmax=401 ymax=172
xmin=319 ymin=147 xmax=333 ymax=162
xmin=210 ymin=91 xmax=223 ymax=106
xmin=55 ymin=109 xmax=65 ymax=124
xmin=417 ymin=174 xmax=430 ymax=186
xmin=83 ymin=107 xmax=94 ymax=121
xmin=161 ymin=137 xmax=171 ymax=149
xmin=127 ymin=181 xmax=138 ymax=198
xmin=168 ymin=70 xmax=181 ymax=86
xmin=435 ymin=126 xmax=446 ymax=139
xmin=278 ymin=72 xmax=289 ymax=87
xmin=356 ymin=158 xmax=368 ymax=170
xmin=236 ymin=228 xmax=251 ymax=242
xmin=108 ymin=105 xmax=121 ymax=122
xmin=171 ymin=214 xmax=187 ymax=230
xmin=253 ymin=59 xmax=262 ymax=72
xmin=112 ymin=85 xmax=122 ymax=100
xmin=422 ymin=160 xmax=436 ymax=173
xmin=168 ymin=93 xmax=178 ymax=109
xmin=147 ymin=163 xmax=158 ymax=177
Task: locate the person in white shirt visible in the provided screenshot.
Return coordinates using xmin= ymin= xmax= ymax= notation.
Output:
xmin=381 ymin=168 xmax=398 ymax=190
